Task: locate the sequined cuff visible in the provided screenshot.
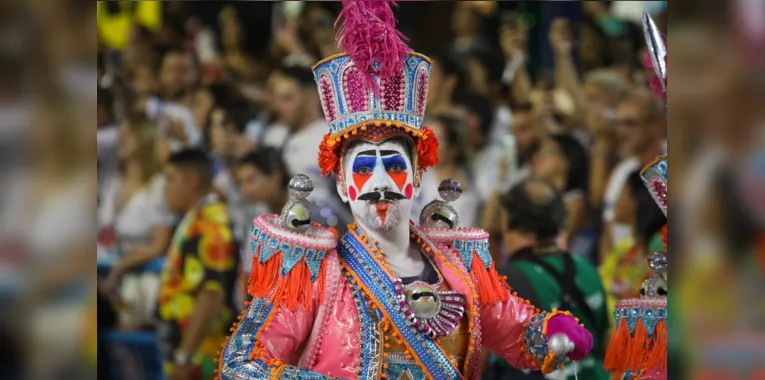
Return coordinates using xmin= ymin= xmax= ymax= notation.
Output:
xmin=522 ymin=312 xmax=571 ymax=374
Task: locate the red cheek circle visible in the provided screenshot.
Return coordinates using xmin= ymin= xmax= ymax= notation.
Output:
xmin=404 ymin=184 xmax=413 ymax=199
xmin=349 ymin=186 xmax=357 ymax=201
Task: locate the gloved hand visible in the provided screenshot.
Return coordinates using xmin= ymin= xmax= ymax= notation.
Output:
xmin=546 ymin=314 xmax=593 ymax=361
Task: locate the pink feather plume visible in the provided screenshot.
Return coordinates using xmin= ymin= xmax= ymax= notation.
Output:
xmin=643 ymin=53 xmax=666 ymax=101
xmin=642 ymin=34 xmax=667 ymax=102
xmin=335 ymin=0 xmax=410 ymax=92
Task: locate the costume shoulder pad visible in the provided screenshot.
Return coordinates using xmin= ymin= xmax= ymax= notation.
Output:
xmin=247 ymin=175 xmax=338 ymax=312
xmin=417 ymin=179 xmax=493 ymax=272
xmin=419 ymin=226 xmax=492 ymax=272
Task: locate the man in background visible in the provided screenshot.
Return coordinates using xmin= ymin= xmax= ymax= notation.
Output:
xmin=600 ymin=90 xmax=666 ymax=259
xmin=276 ymin=65 xmax=352 ymax=229
xmin=488 ymin=177 xmax=609 ymax=380
xmin=158 ymin=149 xmax=238 ymax=380
xmin=141 ymin=49 xmax=203 ymax=152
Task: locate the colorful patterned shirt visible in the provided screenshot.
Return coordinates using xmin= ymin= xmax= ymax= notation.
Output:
xmin=156 ymin=195 xmax=238 ymax=378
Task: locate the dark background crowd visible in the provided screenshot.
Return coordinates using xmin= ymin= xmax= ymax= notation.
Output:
xmin=94 ymin=1 xmax=676 ymax=379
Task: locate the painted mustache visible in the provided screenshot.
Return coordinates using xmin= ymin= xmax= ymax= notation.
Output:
xmin=357 ymin=191 xmax=407 ymax=202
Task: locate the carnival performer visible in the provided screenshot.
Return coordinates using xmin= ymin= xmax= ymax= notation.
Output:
xmin=603 ymin=14 xmax=668 ymax=380
xmin=218 ymin=1 xmax=593 ymax=379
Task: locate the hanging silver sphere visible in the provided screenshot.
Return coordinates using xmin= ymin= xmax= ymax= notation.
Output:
xmin=548 ymin=334 xmax=575 ymax=356
xmin=438 ymin=179 xmax=462 ymax=202
xmin=647 ymin=252 xmax=668 ymax=274
xmin=288 ymin=174 xmax=313 ymax=200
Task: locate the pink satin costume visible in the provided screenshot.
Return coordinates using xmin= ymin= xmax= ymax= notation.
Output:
xmin=217 ymin=216 xmax=581 ymax=379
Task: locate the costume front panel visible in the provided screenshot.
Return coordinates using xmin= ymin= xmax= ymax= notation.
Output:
xmin=218 ymin=216 xmax=567 ymax=380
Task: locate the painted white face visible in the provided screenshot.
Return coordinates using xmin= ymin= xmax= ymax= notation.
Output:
xmin=337 ymin=139 xmax=420 ymax=232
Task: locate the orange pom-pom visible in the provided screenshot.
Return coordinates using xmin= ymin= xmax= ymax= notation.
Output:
xmin=416 ymin=127 xmax=439 ymax=171
xmin=318 ymin=133 xmax=342 ymax=177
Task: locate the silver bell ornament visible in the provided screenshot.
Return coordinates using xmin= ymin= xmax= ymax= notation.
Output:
xmin=419 ymin=179 xmax=461 ymax=229
xmin=278 ymin=174 xmax=314 ymax=233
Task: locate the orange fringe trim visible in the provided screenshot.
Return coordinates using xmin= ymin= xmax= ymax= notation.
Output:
xmin=469 ymin=251 xmax=510 ymax=306
xmin=605 ymin=318 xmax=667 ymax=375
xmin=246 ymin=245 xmax=327 ymax=312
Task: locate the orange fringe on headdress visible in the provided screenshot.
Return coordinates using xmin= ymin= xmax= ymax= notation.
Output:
xmin=247 ymin=244 xmax=327 ymax=312
xmin=604 ymin=318 xmax=667 ymax=377
xmin=317 ymin=122 xmax=439 ymax=177
xmin=661 ymin=224 xmax=668 ymax=251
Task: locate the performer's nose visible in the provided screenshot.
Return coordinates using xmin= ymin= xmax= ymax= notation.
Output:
xmin=372 ymin=157 xmax=391 ymax=193
xmin=373 ymin=182 xmax=391 ymax=193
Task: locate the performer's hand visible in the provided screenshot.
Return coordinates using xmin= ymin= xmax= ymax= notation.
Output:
xmin=546 ymin=314 xmax=593 ymax=361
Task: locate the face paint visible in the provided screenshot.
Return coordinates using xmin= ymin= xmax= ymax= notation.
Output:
xmin=382 ymin=154 xmax=408 ymax=190
xmin=340 ymin=140 xmax=419 ymax=232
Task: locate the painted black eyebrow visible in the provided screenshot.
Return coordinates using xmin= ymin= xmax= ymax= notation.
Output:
xmin=380 ymin=150 xmax=400 ymax=156
xmin=357 ymin=150 xmax=376 ymax=156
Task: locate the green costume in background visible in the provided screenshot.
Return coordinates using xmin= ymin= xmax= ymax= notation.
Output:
xmin=488 ymin=248 xmax=610 ymax=380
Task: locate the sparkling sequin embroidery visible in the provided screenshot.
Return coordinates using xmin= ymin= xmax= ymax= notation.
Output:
xmin=338 ymin=231 xmax=461 ymax=379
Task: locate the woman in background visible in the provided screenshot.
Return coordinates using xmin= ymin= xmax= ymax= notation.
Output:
xmin=99 ymin=112 xmax=177 ymax=330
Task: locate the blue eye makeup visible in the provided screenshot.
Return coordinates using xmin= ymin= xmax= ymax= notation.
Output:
xmin=382 ymin=155 xmax=407 ymax=171
xmin=352 ymin=156 xmax=377 ymax=173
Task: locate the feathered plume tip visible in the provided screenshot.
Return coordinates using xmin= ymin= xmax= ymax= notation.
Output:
xmin=642 ymin=13 xmax=667 ymax=103
xmin=335 ymin=0 xmax=410 ymax=92
xmin=643 ymin=51 xmax=667 ymax=102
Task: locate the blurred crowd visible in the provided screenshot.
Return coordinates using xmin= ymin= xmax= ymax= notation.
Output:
xmin=95 ymin=1 xmax=672 ymax=378
xmin=90 ymin=1 xmax=765 ymax=379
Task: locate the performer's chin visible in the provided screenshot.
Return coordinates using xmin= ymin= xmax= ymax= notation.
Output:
xmin=363 ymin=200 xmax=401 ymax=232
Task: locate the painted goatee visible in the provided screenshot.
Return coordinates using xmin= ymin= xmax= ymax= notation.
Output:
xmin=362 ymin=200 xmax=401 ymax=231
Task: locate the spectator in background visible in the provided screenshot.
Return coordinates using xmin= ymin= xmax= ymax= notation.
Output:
xmin=158 ymin=149 xmax=238 ymax=380
xmin=599 ymin=90 xmax=666 ymax=314
xmin=600 ymin=90 xmax=666 ymax=259
xmin=490 ymin=177 xmax=608 ymax=380
xmin=457 ymin=93 xmax=499 ymax=202
xmin=424 ymin=53 xmax=462 ymax=118
xmin=97 ymin=86 xmax=120 ymax=198
xmin=140 ymin=49 xmax=203 ymax=151
xmin=218 ymin=6 xmax=259 ymax=82
xmin=99 ymin=113 xmax=176 ymax=330
xmin=208 ymin=103 xmax=254 ymax=245
xmin=234 ymin=148 xmax=291 ymax=304
xmin=303 ymin=4 xmax=343 ymax=59
xmin=277 ymin=65 xmax=351 ymax=228
xmin=242 ymin=70 xmax=291 ymax=149
xmin=415 ymin=115 xmax=480 ymax=227
xmin=450 ymin=3 xmax=492 ymax=72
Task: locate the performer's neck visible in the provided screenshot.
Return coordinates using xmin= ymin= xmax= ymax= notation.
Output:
xmin=355 ymin=217 xmax=412 ymax=261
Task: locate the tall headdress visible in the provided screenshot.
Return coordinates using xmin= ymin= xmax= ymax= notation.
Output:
xmin=604 ymin=14 xmax=668 ymax=380
xmin=313 ymin=0 xmax=438 ymax=183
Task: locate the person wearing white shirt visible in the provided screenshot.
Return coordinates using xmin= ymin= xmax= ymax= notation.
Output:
xmin=99 ymin=113 xmax=177 ymax=329
xmin=275 ymin=65 xmax=353 ymax=229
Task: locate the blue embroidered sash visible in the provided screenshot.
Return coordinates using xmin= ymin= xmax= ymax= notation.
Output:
xmin=338 ymin=229 xmax=462 ymax=379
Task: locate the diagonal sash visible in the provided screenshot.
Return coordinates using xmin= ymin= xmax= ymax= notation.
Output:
xmin=338 ymin=229 xmax=462 ymax=380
